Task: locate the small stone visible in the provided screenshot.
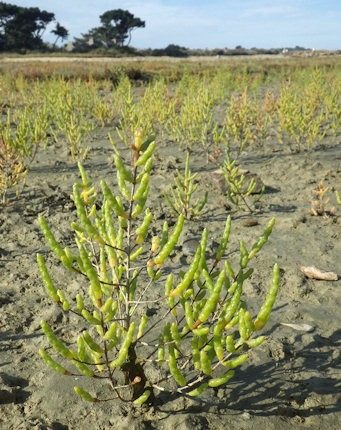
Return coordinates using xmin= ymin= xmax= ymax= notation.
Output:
xmin=208 ymin=405 xmax=219 ymax=414
xmin=216 ymin=389 xmax=225 ymax=399
xmin=292 ymin=415 xmax=305 ymax=423
xmin=241 ymin=412 xmax=251 ymax=420
xmin=242 ymin=218 xmax=259 ymax=227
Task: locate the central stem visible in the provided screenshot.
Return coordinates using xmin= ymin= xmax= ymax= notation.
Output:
xmin=122 ymin=343 xmax=152 ymax=401
xmin=124 ymin=165 xmax=138 ymax=327
xmin=122 ymin=162 xmax=152 ymax=401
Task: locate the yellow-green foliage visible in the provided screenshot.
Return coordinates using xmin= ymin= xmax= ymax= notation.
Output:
xmin=163 ymin=151 xmax=208 ymax=219
xmin=336 ymin=191 xmax=341 ymax=205
xmin=0 ymin=61 xmax=340 ymax=173
xmin=0 ymin=132 xmax=27 ymax=204
xmin=222 ymin=151 xmax=265 ymax=213
xmin=38 ymin=136 xmax=280 ymax=404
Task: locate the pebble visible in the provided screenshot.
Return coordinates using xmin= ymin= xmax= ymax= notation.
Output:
xmin=241 ymin=412 xmax=251 ymax=420
xmin=216 ymin=389 xmax=225 ymax=399
xmin=280 ymin=322 xmax=315 ymax=332
xmin=242 ymin=219 xmax=259 ymax=227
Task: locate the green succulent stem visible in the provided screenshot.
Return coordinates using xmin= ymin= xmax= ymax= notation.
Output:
xmin=38 ymin=136 xmax=279 ymax=405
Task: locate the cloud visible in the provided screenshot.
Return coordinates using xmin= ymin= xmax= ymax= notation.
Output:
xmin=120 ymin=1 xmax=227 ymax=48
xmin=243 ymin=5 xmax=298 ymax=17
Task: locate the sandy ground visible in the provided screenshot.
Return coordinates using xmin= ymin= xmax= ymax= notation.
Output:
xmin=0 ymin=55 xmax=287 ymax=63
xmin=0 ymin=126 xmax=340 ymax=429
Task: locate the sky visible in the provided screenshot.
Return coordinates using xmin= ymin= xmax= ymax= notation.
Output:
xmin=7 ymin=0 xmax=341 ymax=50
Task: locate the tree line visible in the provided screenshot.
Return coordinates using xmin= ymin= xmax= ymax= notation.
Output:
xmin=0 ymin=2 xmax=144 ymax=52
xmin=0 ymin=2 xmax=309 ymax=56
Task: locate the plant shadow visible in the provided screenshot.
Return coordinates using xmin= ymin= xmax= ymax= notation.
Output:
xmin=154 ymin=329 xmax=340 ymax=419
xmin=0 ymin=373 xmax=30 ymax=404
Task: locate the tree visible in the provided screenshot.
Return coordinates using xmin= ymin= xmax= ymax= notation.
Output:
xmin=100 ymin=9 xmax=145 ymax=47
xmin=0 ymin=2 xmax=55 ymax=51
xmin=51 ymin=22 xmax=69 ymax=48
xmin=74 ymin=8 xmax=145 ymax=50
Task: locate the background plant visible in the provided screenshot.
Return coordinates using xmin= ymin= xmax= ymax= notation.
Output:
xmin=221 ymin=87 xmax=256 ymax=155
xmin=221 ymin=151 xmax=265 ymax=213
xmin=275 ymin=80 xmax=326 ymax=151
xmin=0 ymin=132 xmax=27 ymax=204
xmin=163 ymin=151 xmax=208 ymax=219
xmin=0 ymin=60 xmax=340 ymax=201
xmin=166 ymin=79 xmax=215 ymax=154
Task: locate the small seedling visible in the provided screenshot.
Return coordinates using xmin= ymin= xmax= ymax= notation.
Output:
xmin=221 ymin=151 xmax=265 ymax=213
xmin=309 ymin=181 xmax=336 ymax=216
xmin=163 ymin=151 xmax=208 ymax=219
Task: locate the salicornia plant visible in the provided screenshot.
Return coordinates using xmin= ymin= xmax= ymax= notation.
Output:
xmin=0 ymin=132 xmax=27 ymax=204
xmin=163 ymin=151 xmax=208 ymax=219
xmin=275 ymin=81 xmax=326 ymax=151
xmin=222 ymin=151 xmax=265 ymax=213
xmin=222 ymin=87 xmax=255 ymax=155
xmin=37 ymin=134 xmax=280 ymax=405
xmin=166 ymin=81 xmax=215 ymax=154
xmin=309 ymin=180 xmax=336 ymax=216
